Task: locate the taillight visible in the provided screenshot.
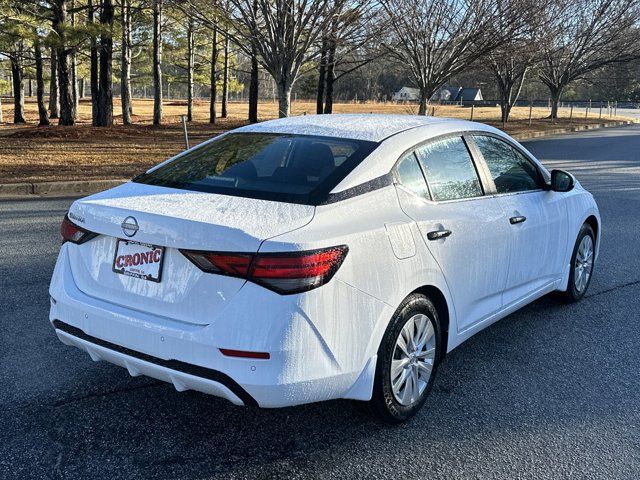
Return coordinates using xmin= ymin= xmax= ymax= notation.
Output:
xmin=61 ymin=215 xmax=98 ymax=244
xmin=181 ymin=245 xmax=348 ymax=294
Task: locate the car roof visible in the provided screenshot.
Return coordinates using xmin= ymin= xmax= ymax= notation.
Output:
xmin=235 ymin=114 xmax=459 ymax=142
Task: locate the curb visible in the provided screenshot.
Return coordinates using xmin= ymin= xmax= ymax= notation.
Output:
xmin=0 ymin=179 xmax=129 ymax=197
xmin=511 ymin=119 xmax=635 ymax=141
xmin=0 ymin=120 xmax=636 ymax=197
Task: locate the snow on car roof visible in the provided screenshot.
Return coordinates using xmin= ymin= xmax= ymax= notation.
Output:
xmin=235 ymin=114 xmax=458 ymax=142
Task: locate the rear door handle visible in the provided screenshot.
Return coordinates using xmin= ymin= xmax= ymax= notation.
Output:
xmin=509 ymin=216 xmax=527 ymax=225
xmin=426 ymin=229 xmax=452 ymax=240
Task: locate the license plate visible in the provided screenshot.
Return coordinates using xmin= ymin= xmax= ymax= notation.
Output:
xmin=112 ymin=239 xmax=165 ymax=283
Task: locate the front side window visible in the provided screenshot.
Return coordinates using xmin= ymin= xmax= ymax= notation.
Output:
xmin=473 ymin=135 xmax=542 ymax=193
xmin=396 ymin=152 xmax=430 ymax=200
xmin=414 ymin=136 xmax=483 ymax=201
xmin=133 ymin=133 xmax=378 ymax=205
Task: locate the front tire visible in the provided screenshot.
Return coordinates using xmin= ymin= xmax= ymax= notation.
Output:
xmin=369 ymin=294 xmax=442 ymax=423
xmin=559 ymin=223 xmax=596 ymax=302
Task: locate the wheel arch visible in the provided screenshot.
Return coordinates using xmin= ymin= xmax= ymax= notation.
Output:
xmin=412 ymin=285 xmax=450 ymax=360
xmin=584 ymin=214 xmax=599 ymax=248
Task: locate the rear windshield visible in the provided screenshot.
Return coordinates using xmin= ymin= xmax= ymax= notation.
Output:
xmin=133 ymin=133 xmax=378 ymax=205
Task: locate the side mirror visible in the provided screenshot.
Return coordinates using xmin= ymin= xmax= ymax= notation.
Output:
xmin=550 ymin=169 xmax=575 ymax=192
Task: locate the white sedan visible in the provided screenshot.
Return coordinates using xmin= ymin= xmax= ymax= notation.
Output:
xmin=50 ymin=114 xmax=599 ymax=422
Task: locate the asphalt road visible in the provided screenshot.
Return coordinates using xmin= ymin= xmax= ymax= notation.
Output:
xmin=1 ymin=125 xmax=639 ymax=480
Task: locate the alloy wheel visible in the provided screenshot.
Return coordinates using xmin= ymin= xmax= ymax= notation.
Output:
xmin=390 ymin=313 xmax=436 ymax=406
xmin=574 ymin=235 xmax=594 ymax=293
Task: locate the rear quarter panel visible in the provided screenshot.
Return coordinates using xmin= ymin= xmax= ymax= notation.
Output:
xmin=261 ymin=186 xmax=457 ymax=373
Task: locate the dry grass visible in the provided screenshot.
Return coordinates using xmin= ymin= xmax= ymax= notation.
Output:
xmin=0 ymin=97 xmax=630 ymax=184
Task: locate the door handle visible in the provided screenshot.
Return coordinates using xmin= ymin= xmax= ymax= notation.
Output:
xmin=509 ymin=216 xmax=527 ymax=225
xmin=426 ymin=229 xmax=452 ymax=240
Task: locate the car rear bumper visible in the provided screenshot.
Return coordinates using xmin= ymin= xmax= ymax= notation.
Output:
xmin=49 ymin=244 xmax=386 ymax=407
xmin=52 ymin=319 xmax=255 ymax=406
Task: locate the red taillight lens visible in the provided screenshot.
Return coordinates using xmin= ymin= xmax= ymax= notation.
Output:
xmin=180 ymin=251 xmax=253 ymax=277
xmin=61 ymin=215 xmax=97 ymax=244
xmin=180 ymin=245 xmax=348 ymax=294
xmin=250 ymin=247 xmax=348 ymax=293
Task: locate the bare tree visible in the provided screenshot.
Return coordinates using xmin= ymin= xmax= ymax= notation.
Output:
xmin=248 ymin=0 xmax=259 ymax=123
xmin=49 ymin=47 xmax=59 ymax=118
xmin=317 ymin=1 xmax=381 ymax=114
xmin=380 ymin=0 xmax=522 ymax=115
xmin=70 ymin=0 xmax=78 ymax=115
xmin=153 ymin=0 xmax=163 ymax=125
xmin=9 ymin=43 xmax=26 ymax=123
xmin=50 ymin=0 xmax=77 ymax=125
xmin=96 ymin=0 xmax=114 ymax=126
xmin=187 ymin=13 xmax=195 ymax=121
xmin=88 ymin=0 xmax=99 ymax=124
xmin=121 ymin=0 xmax=133 ymax=124
xmin=34 ymin=34 xmax=51 ymax=126
xmin=221 ymin=27 xmax=229 ymax=118
xmin=539 ymin=0 xmax=640 ymax=119
xmin=225 ymin=0 xmax=339 ymax=117
xmin=209 ymin=6 xmax=218 ymax=123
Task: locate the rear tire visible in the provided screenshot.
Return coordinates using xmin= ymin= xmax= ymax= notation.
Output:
xmin=559 ymin=223 xmax=595 ymax=302
xmin=369 ymin=293 xmax=442 ymax=423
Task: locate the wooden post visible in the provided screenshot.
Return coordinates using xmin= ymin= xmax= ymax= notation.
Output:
xmin=470 ymin=104 xmax=474 ymax=121
xmin=599 ymin=102 xmax=602 ymax=119
xmin=569 ymin=103 xmax=573 ymax=121
xmin=181 ymin=115 xmax=189 ymax=149
xmin=585 ymin=105 xmax=588 ymax=119
xmin=528 ymin=101 xmax=533 ymax=126
xmin=615 ymin=101 xmax=618 ymax=116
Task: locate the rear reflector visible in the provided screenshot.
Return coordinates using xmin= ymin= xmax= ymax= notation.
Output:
xmin=61 ymin=215 xmax=98 ymax=244
xmin=181 ymin=245 xmax=348 ymax=294
xmin=220 ymin=348 xmax=270 ymax=360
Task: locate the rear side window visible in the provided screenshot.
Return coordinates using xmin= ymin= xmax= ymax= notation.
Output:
xmin=473 ymin=135 xmax=542 ymax=193
xmin=133 ymin=133 xmax=378 ymax=205
xmin=396 ymin=152 xmax=430 ymax=200
xmin=414 ymin=137 xmax=483 ymax=201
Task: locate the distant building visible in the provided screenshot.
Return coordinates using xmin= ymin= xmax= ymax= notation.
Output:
xmin=392 ymin=86 xmax=420 ymax=101
xmin=432 ymin=86 xmax=483 ymax=102
xmin=392 ymin=85 xmax=484 ymax=103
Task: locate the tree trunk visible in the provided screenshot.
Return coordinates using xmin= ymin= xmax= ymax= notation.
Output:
xmin=276 ymin=77 xmax=292 ymax=118
xmin=71 ymin=1 xmax=78 ymax=115
xmin=53 ymin=0 xmax=76 ymax=126
xmin=120 ymin=0 xmax=133 ymax=124
xmin=324 ymin=37 xmax=336 ymax=114
xmin=28 ymin=79 xmax=33 ymax=97
xmin=153 ymin=0 xmax=163 ymax=125
xmin=0 ymin=94 xmax=3 ymax=123
xmin=35 ymin=37 xmax=51 ymax=126
xmin=187 ymin=15 xmax=195 ymax=122
xmin=316 ymin=37 xmax=327 ymax=114
xmin=549 ymin=85 xmax=563 ymax=120
xmin=89 ymin=0 xmax=99 ymax=125
xmin=209 ymin=25 xmax=218 ymax=124
xmin=49 ymin=48 xmax=59 ymax=118
xmin=221 ymin=31 xmax=229 ymax=118
xmin=316 ymin=38 xmax=328 ymax=114
xmin=248 ymin=48 xmax=259 ymax=123
xmin=79 ymin=77 xmax=85 ymax=98
xmin=96 ymin=0 xmax=114 ymax=126
xmin=418 ymin=87 xmax=428 ymax=115
xmin=10 ymin=56 xmax=26 ymax=124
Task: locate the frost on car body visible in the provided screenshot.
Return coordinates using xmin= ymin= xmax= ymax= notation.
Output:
xmin=49 ymin=114 xmax=600 ymax=421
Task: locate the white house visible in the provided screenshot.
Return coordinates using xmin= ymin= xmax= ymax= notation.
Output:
xmin=392 ymin=86 xmax=420 ymax=101
xmin=393 ymin=85 xmax=483 ymax=103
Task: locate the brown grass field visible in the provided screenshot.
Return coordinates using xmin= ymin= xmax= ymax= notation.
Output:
xmin=0 ymin=97 xmax=632 ymax=184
